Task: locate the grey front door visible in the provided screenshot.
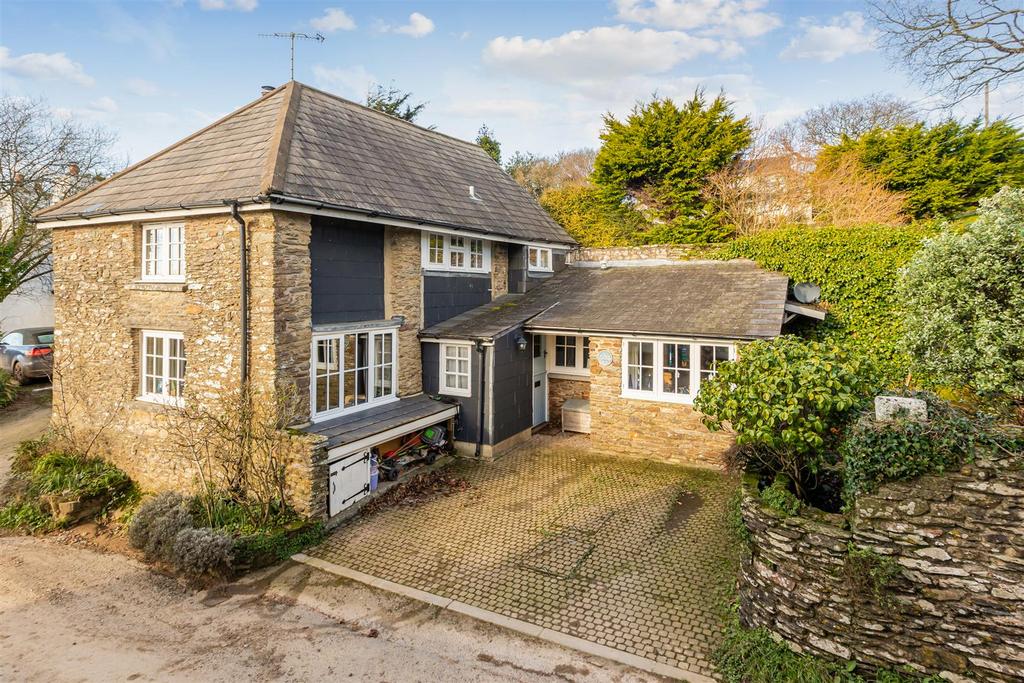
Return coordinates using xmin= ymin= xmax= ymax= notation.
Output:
xmin=532 ymin=335 xmax=547 ymax=426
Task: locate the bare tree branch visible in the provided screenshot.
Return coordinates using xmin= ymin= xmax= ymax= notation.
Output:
xmin=871 ymin=0 xmax=1024 ymax=106
xmin=0 ymin=95 xmax=117 ymax=301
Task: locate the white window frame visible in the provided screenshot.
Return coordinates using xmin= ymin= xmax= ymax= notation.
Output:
xmin=310 ymin=326 xmax=399 ymax=421
xmin=421 ymin=232 xmax=491 ymax=273
xmin=439 ymin=342 xmax=473 ymax=397
xmin=141 ymin=222 xmax=186 ymax=282
xmin=138 ymin=330 xmax=186 ymax=406
xmin=528 ymin=246 xmax=552 ymax=272
xmin=547 ymin=335 xmax=590 ymax=377
xmin=621 ymin=338 xmax=735 ymax=405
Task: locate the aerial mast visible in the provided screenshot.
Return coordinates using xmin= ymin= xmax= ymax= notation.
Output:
xmin=258 ymin=32 xmax=325 ymax=81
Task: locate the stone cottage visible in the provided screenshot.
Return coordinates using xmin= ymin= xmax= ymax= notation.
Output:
xmin=34 ymin=81 xmax=818 ymax=520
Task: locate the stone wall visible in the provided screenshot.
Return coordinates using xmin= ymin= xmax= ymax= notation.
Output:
xmin=385 ymin=226 xmax=423 ymax=397
xmin=739 ymin=454 xmax=1024 ymax=682
xmin=587 ymin=337 xmax=734 ymax=467
xmin=547 ymin=376 xmax=589 ymax=428
xmin=50 ymin=210 xmax=324 ymax=517
xmin=568 ymin=244 xmax=718 ymax=263
xmin=492 ymin=242 xmax=509 ymax=298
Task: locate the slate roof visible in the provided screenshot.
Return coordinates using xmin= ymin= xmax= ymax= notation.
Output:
xmin=35 ymin=82 xmax=574 ymax=245
xmin=420 ymin=260 xmax=790 ymax=341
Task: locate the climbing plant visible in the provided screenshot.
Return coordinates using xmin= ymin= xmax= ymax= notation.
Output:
xmin=715 ymin=223 xmax=939 ymax=382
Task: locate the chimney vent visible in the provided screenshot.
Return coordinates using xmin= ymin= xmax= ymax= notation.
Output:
xmin=260 ymin=85 xmax=275 ymax=96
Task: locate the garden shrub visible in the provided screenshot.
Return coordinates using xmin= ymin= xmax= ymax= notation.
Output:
xmin=842 ymin=545 xmax=901 ymax=610
xmin=128 ymin=492 xmax=194 ymax=563
xmin=12 ymin=436 xmax=50 ymax=473
xmin=28 ymin=452 xmax=133 ymax=502
xmin=0 ymin=369 xmax=16 ymax=408
xmin=171 ymin=527 xmax=234 ymax=578
xmin=233 ymin=521 xmax=326 ymax=570
xmin=899 ymin=187 xmax=1024 ymax=403
xmin=696 ymin=336 xmax=882 ymax=494
xmin=841 ymin=393 xmax=1013 ymax=503
xmin=759 ymin=474 xmax=801 ymax=517
xmin=716 ymin=223 xmax=938 ymax=381
xmin=0 ymin=501 xmax=55 ymax=533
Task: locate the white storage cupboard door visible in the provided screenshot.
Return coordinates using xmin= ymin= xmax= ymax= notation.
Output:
xmin=328 ymin=449 xmax=371 ymax=516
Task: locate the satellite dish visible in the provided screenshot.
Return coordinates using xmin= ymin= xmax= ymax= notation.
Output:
xmin=793 ymin=282 xmax=821 ymax=304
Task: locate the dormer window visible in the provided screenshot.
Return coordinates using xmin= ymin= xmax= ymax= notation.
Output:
xmin=528 ymin=247 xmax=552 ymax=272
xmin=141 ymin=222 xmax=185 ymax=281
xmin=422 ymin=232 xmax=490 ymax=273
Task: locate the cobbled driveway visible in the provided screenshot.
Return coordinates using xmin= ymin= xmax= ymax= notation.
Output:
xmin=307 ymin=434 xmax=739 ymax=679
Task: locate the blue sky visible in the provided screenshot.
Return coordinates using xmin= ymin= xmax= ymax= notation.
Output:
xmin=0 ymin=0 xmax=1011 ymax=165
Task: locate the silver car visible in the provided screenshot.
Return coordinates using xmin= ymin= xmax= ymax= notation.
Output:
xmin=0 ymin=327 xmax=54 ymax=384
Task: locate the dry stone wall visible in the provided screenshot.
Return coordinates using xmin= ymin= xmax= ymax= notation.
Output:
xmin=568 ymin=244 xmax=718 ymax=263
xmin=739 ymin=454 xmax=1024 ymax=682
xmin=547 ymin=376 xmax=589 ymax=428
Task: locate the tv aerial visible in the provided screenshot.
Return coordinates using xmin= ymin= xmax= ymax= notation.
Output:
xmin=258 ymin=32 xmax=325 ymax=81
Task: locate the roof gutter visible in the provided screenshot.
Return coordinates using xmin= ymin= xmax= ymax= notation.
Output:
xmin=522 ymin=325 xmax=772 ymax=342
xmin=33 ymin=196 xmax=269 ymax=227
xmin=265 ymin=193 xmax=576 ymax=249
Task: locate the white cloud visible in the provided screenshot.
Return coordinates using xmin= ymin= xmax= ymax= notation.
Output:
xmin=383 ymin=12 xmax=435 ymax=38
xmin=616 ymin=0 xmax=781 ymax=38
xmin=198 ymin=0 xmax=257 ymax=11
xmin=124 ymin=77 xmax=160 ymax=96
xmin=311 ymin=8 xmax=356 ymax=33
xmin=781 ymin=12 xmax=878 ymax=63
xmin=312 ymin=64 xmax=376 ymax=100
xmin=435 ymin=97 xmax=552 ymax=121
xmin=483 ymin=26 xmax=726 ymax=85
xmin=52 ymin=96 xmax=119 ymax=121
xmin=0 ymin=46 xmax=94 ymax=86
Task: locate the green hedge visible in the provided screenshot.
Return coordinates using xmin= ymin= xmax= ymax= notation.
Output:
xmin=715 ymin=224 xmax=939 ymax=381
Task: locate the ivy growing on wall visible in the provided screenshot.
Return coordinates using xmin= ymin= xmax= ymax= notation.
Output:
xmin=715 ymin=224 xmax=940 ymax=381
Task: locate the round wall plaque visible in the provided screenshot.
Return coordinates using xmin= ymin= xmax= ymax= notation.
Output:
xmin=597 ymin=349 xmax=614 ymax=367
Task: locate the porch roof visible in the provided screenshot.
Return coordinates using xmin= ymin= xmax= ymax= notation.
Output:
xmin=301 ymin=394 xmax=459 ymax=453
xmin=419 ymin=260 xmax=791 ymax=342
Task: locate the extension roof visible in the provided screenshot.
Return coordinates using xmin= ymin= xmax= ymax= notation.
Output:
xmin=35 ymin=82 xmax=574 ymax=245
xmin=420 ymin=260 xmax=791 ymax=341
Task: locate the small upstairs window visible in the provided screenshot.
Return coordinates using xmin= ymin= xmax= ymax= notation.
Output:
xmin=141 ymin=222 xmax=185 ymax=281
xmin=421 ymin=232 xmax=490 ymax=273
xmin=528 ymin=247 xmax=552 ymax=272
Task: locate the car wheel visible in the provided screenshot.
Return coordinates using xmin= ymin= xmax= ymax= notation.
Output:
xmin=12 ymin=361 xmax=27 ymax=385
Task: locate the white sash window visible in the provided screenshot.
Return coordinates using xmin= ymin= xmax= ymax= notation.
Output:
xmin=312 ymin=327 xmax=397 ymax=420
xmin=622 ymin=339 xmax=734 ymax=404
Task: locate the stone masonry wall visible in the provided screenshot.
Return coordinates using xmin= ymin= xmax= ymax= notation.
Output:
xmin=739 ymin=454 xmax=1024 ymax=682
xmin=568 ymin=244 xmax=718 ymax=263
xmin=50 ymin=210 xmax=325 ymax=517
xmin=587 ymin=337 xmax=734 ymax=468
xmin=547 ymin=376 xmax=589 ymax=428
xmin=386 ymin=226 xmax=422 ymax=396
xmin=492 ymin=242 xmax=509 ymax=298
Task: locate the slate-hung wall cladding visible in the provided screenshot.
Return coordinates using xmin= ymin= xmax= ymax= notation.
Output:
xmin=422 ymin=273 xmax=492 ymax=328
xmin=310 ymin=216 xmax=384 ymax=324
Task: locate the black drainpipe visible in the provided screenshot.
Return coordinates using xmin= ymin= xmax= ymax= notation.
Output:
xmin=229 ymin=202 xmax=248 ymax=384
xmin=475 ymin=339 xmax=487 ymax=458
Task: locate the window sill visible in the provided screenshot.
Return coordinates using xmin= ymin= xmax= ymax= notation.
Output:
xmin=548 ymin=370 xmax=589 ymax=381
xmin=421 ymin=267 xmax=491 ymax=276
xmin=126 ymin=281 xmax=187 ymax=292
xmin=439 ymin=388 xmax=472 ymax=399
xmin=134 ymin=395 xmax=184 ymax=410
xmin=309 ymin=395 xmax=400 ymax=423
xmin=527 ymin=268 xmax=554 ymax=275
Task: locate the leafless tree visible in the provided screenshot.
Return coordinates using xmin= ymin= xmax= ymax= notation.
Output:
xmin=0 ymin=95 xmax=117 ymax=301
xmin=871 ymin=0 xmax=1024 ymax=106
xmin=780 ymin=94 xmax=918 ymax=152
xmin=506 ymin=148 xmax=597 ymax=197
